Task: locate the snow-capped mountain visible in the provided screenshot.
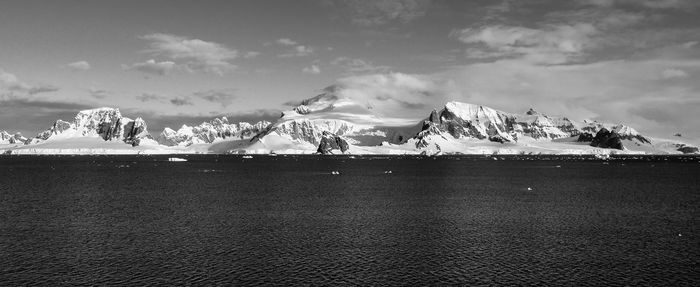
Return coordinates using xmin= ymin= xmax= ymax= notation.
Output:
xmin=156 ymin=117 xmax=271 ymax=146
xmin=27 ymin=108 xmax=153 ymax=146
xmin=1 ymin=96 xmax=697 ymax=155
xmin=1 ymin=131 xmax=27 ymax=144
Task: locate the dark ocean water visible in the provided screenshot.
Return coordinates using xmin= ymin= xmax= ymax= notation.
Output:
xmin=0 ymin=155 xmax=698 ymax=286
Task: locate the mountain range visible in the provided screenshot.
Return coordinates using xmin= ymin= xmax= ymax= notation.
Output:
xmin=1 ymin=89 xmax=698 ymax=155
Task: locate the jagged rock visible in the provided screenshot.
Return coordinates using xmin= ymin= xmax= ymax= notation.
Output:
xmin=590 ymin=128 xmax=623 ymax=150
xmin=123 ymin=118 xmax=149 ymax=146
xmin=489 ymin=135 xmax=509 ymax=144
xmin=157 ymin=118 xmax=271 ymax=146
xmin=29 ymin=108 xmax=153 ymax=146
xmin=294 ymin=105 xmax=311 ymax=115
xmin=577 ymin=133 xmax=594 ymax=142
xmin=36 ymin=120 xmax=72 ymax=141
xmin=317 ymin=131 xmax=349 ymax=154
xmin=1 ymin=131 xmax=27 ymax=144
xmin=428 ymin=109 xmax=440 ymax=123
xmin=612 ymin=124 xmax=651 ymax=144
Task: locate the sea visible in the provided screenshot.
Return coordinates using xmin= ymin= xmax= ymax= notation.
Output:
xmin=0 ymin=155 xmax=698 ymax=285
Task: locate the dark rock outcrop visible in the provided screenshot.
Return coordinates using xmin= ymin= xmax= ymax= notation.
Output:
xmin=676 ymin=144 xmax=699 ymax=154
xmin=123 ymin=118 xmax=149 ymax=146
xmin=317 ymin=131 xmax=349 ymax=154
xmin=590 ymin=128 xmax=623 ymax=150
xmin=489 ymin=135 xmax=510 ymax=144
xmin=577 ymin=132 xmax=594 ymax=142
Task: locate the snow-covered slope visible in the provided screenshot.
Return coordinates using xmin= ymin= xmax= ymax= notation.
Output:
xmin=28 ymin=107 xmax=154 ymax=146
xmin=1 ymin=98 xmax=697 ymax=155
xmin=1 ymin=131 xmax=27 ymax=145
xmin=156 ymin=117 xmax=271 ymax=146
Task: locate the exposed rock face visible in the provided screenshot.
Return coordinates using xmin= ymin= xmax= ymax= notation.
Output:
xmin=316 ymin=131 xmax=349 ymax=154
xmin=413 ymin=102 xmax=585 ymax=148
xmin=676 ymin=144 xmax=699 ymax=154
xmin=29 ymin=108 xmax=152 ymax=145
xmin=123 ymin=118 xmax=150 ymax=146
xmin=35 ymin=120 xmax=72 ymax=141
xmin=428 ymin=102 xmax=518 ymax=142
xmin=293 ymin=105 xmax=311 ymax=115
xmin=253 ymin=118 xmax=359 ymax=146
xmin=1 ymin=131 xmax=27 ymax=144
xmin=157 ymin=117 xmax=271 ymax=146
xmin=590 ymin=128 xmax=623 ymax=150
xmin=611 ymin=124 xmax=651 ymax=144
xmin=577 ymin=133 xmax=594 ymax=142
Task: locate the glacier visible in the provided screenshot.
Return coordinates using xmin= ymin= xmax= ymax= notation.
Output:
xmin=1 ymin=94 xmax=698 ymax=155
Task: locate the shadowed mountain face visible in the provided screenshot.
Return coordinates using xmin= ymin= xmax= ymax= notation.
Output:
xmin=28 ymin=108 xmax=152 ymax=146
xmin=1 ymin=97 xmax=697 ymax=155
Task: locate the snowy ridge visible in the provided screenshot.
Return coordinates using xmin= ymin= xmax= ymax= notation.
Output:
xmin=28 ymin=107 xmax=154 ymax=146
xmin=156 ymin=117 xmax=271 ymax=146
xmin=1 ymin=98 xmax=698 ymax=155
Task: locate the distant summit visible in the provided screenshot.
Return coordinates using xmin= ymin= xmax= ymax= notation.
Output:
xmin=1 ymin=98 xmax=697 ymax=155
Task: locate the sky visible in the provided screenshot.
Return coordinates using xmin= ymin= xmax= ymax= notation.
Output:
xmin=0 ymin=0 xmax=699 ymax=138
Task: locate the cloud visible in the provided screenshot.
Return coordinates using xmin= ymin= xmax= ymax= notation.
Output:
xmin=276 ymin=38 xmax=298 ymax=46
xmin=136 ymin=93 xmax=165 ymax=102
xmin=341 ymin=0 xmax=432 ymax=26
xmin=1 ymin=69 xmax=59 ymax=98
xmin=123 ymin=59 xmax=177 ymax=76
xmin=302 ymin=64 xmax=321 ymax=74
xmin=139 ymin=33 xmax=238 ymax=75
xmin=278 ymin=45 xmax=315 ymax=58
xmin=331 ymin=57 xmax=392 ymax=74
xmin=316 ymin=73 xmax=455 ymax=119
xmin=193 ymin=89 xmax=237 ymax=106
xmin=28 ymin=85 xmax=59 ymax=95
xmin=170 ymin=96 xmax=194 ymax=106
xmin=243 ymin=51 xmax=261 ymax=58
xmin=579 ymin=0 xmax=699 ymax=9
xmin=661 ymin=68 xmax=689 ymax=79
xmin=88 ymin=88 xmax=109 ymax=99
xmin=0 ymin=98 xmax=94 ymax=136
xmin=451 ymin=23 xmax=599 ymax=64
xmin=66 ymin=61 xmax=91 ymax=71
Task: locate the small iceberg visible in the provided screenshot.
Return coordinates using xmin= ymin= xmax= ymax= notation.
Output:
xmin=331 ymin=171 xmax=340 ymax=175
xmin=168 ymin=157 xmax=187 ymax=162
xmin=242 ymin=155 xmax=253 ymax=159
xmin=384 ymin=170 xmax=392 ymax=174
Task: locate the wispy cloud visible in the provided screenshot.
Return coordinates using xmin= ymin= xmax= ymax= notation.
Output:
xmin=276 ymin=38 xmax=298 ymax=46
xmin=66 ymin=61 xmax=91 ymax=71
xmin=170 ymin=96 xmax=194 ymax=106
xmin=331 ymin=57 xmax=392 ymax=74
xmin=661 ymin=68 xmax=689 ymax=79
xmin=136 ymin=93 xmax=165 ymax=102
xmin=122 ymin=59 xmax=177 ymax=76
xmin=193 ymin=89 xmax=237 ymax=107
xmin=578 ymin=0 xmax=699 ymax=9
xmin=340 ymin=0 xmax=432 ymax=26
xmin=302 ymin=64 xmax=321 ymax=74
xmin=0 ymin=69 xmax=59 ymax=98
xmin=139 ymin=33 xmax=239 ymax=75
xmin=451 ymin=23 xmax=599 ymax=64
xmin=269 ymin=38 xmax=316 ymax=57
xmin=88 ymin=88 xmax=109 ymax=99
